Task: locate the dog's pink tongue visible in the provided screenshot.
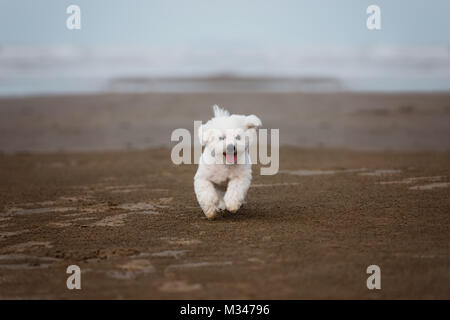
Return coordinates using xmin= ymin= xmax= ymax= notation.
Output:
xmin=225 ymin=153 xmax=235 ymax=164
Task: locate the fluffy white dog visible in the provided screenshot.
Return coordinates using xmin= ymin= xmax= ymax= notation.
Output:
xmin=194 ymin=105 xmax=262 ymax=219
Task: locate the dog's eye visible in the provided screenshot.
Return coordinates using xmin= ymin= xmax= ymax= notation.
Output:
xmin=235 ymin=135 xmax=241 ymax=140
xmin=219 ymin=136 xmax=225 ymax=140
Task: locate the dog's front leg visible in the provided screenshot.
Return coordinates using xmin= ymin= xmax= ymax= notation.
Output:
xmin=224 ymin=176 xmax=251 ymax=213
xmin=194 ymin=178 xmax=219 ymax=219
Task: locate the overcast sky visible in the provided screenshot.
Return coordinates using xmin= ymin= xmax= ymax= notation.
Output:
xmin=1 ymin=0 xmax=450 ymax=48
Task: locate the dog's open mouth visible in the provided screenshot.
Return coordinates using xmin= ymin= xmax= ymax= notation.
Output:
xmin=223 ymin=151 xmax=238 ymax=164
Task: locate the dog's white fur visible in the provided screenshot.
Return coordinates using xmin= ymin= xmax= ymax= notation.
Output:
xmin=194 ymin=105 xmax=262 ymax=219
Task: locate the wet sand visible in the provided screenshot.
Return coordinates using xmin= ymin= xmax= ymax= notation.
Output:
xmin=0 ymin=147 xmax=449 ymax=299
xmin=0 ymin=92 xmax=449 ymax=299
xmin=1 ymin=92 xmax=450 ymax=153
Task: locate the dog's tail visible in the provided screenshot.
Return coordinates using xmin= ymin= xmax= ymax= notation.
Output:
xmin=213 ymin=104 xmax=230 ymax=118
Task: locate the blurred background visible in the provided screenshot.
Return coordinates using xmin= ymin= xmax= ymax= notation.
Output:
xmin=0 ymin=0 xmax=450 ymax=152
xmin=2 ymin=0 xmax=450 ymax=95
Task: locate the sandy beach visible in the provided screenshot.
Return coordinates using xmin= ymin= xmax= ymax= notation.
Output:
xmin=1 ymin=92 xmax=450 ymax=153
xmin=0 ymin=92 xmax=449 ymax=299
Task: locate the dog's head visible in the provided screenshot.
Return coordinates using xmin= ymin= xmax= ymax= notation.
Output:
xmin=199 ymin=105 xmax=262 ymax=165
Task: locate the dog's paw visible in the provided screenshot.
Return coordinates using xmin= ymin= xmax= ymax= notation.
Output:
xmin=204 ymin=206 xmax=217 ymax=220
xmin=205 ymin=210 xmax=217 ymax=220
xmin=224 ymin=196 xmax=242 ymax=213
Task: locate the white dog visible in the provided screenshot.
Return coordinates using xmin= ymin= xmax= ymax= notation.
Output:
xmin=194 ymin=105 xmax=262 ymax=219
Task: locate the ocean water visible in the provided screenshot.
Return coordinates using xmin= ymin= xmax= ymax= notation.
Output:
xmin=1 ymin=46 xmax=450 ymax=96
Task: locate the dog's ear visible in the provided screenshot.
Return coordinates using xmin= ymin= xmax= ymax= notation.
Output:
xmin=198 ymin=124 xmax=213 ymax=146
xmin=213 ymin=104 xmax=230 ymax=118
xmin=245 ymin=115 xmax=262 ymax=129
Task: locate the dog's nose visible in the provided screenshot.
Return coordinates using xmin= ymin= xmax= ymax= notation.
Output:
xmin=226 ymin=144 xmax=235 ymax=153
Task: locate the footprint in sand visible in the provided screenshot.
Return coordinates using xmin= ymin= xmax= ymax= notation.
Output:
xmin=252 ymin=182 xmax=301 ymax=188
xmin=91 ymin=213 xmax=129 ymax=227
xmin=409 ymin=182 xmax=450 ymax=190
xmin=280 ymin=168 xmax=368 ymax=176
xmin=151 ymin=250 xmax=187 ymax=259
xmin=378 ymin=176 xmax=444 ymax=185
xmin=378 ymin=176 xmax=449 ymax=190
xmin=119 ymin=259 xmax=155 ymax=272
xmin=3 ymin=241 xmax=53 ymax=252
xmin=90 ymin=201 xmax=168 ymax=227
xmin=359 ymin=169 xmax=401 ymax=176
xmin=165 ymin=261 xmax=232 ymax=271
xmin=0 ymin=230 xmax=29 ymax=240
xmin=159 ymin=281 xmax=202 ymax=293
xmin=47 ymin=222 xmax=73 ymax=228
xmin=282 ymin=168 xmax=402 ymax=177
xmin=117 ymin=202 xmax=165 ymax=214
xmin=2 ymin=207 xmax=76 ymax=216
xmin=163 ymin=238 xmax=202 ymax=246
xmin=107 ymin=259 xmax=155 ymax=280
xmin=0 ymin=254 xmax=61 ymax=270
xmin=0 ymin=217 xmax=13 ymax=228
